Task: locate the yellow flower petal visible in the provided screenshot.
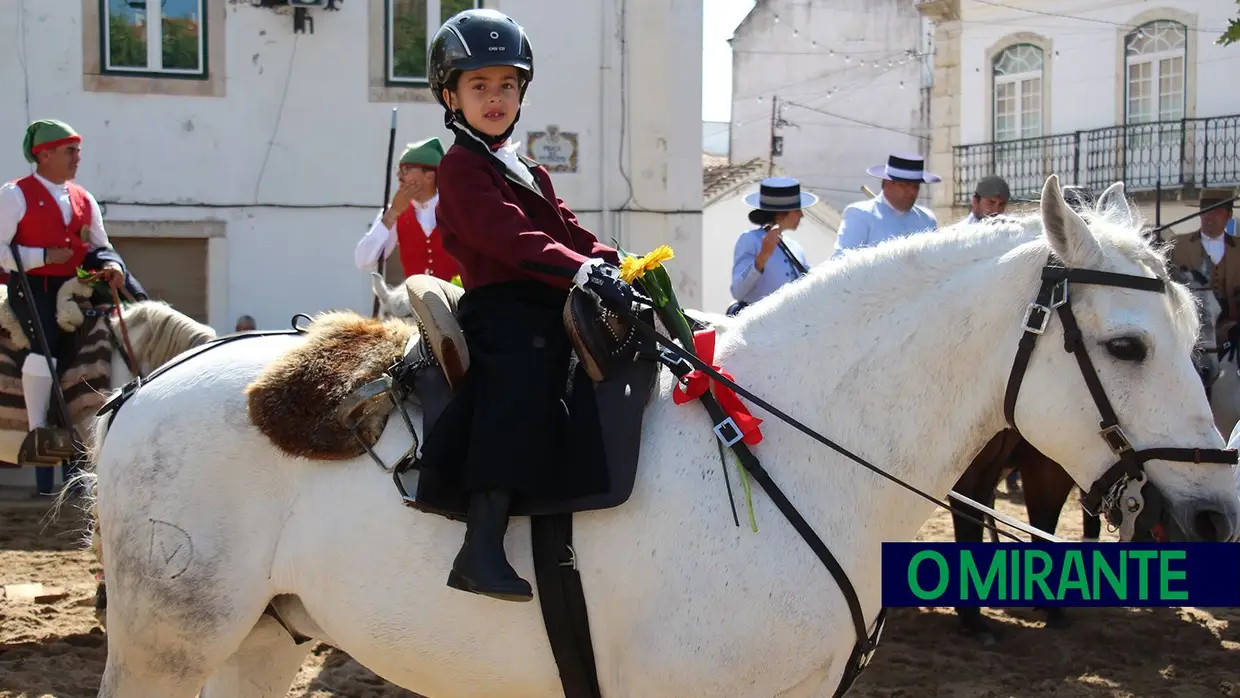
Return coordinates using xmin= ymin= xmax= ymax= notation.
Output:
xmin=619 ymin=256 xmax=645 ymax=284
xmin=619 ymin=245 xmax=676 ymax=283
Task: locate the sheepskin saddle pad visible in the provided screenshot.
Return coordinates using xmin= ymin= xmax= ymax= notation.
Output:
xmin=246 ymin=311 xmax=417 ymax=461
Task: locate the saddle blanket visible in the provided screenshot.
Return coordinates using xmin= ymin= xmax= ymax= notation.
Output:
xmin=0 ymin=312 xmax=113 ymax=432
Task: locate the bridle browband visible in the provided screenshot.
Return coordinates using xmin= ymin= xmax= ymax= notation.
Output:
xmin=1003 ymin=253 xmax=1239 ymax=540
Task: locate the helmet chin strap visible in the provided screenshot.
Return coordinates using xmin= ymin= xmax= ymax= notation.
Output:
xmin=445 ymin=108 xmax=521 ymax=150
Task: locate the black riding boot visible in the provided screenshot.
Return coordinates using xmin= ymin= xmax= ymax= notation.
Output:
xmin=446 ymin=490 xmax=534 ymax=602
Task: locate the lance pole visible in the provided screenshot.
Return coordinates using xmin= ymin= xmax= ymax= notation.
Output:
xmin=371 ymin=107 xmax=398 ymax=318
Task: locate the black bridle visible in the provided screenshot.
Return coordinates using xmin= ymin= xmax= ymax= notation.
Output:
xmin=1003 ymin=254 xmax=1239 ymax=540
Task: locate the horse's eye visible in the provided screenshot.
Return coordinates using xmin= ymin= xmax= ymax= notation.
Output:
xmin=1104 ymin=336 xmax=1147 ymax=362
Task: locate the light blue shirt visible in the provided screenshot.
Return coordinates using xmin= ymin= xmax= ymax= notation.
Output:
xmin=830 ymin=193 xmax=938 ymax=259
xmin=730 ymin=227 xmax=810 ymax=305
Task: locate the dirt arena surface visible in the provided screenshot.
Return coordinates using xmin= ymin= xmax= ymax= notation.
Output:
xmin=2 ymin=482 xmax=1238 ymax=698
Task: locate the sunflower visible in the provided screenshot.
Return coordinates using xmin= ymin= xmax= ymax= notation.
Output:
xmin=619 ymin=245 xmax=675 ymax=284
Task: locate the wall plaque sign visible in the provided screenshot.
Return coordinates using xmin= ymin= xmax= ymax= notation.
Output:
xmin=526 ymin=125 xmax=578 ymax=173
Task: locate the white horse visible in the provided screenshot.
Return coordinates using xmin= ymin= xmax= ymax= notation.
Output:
xmin=0 ymin=297 xmax=216 ymax=465
xmin=80 ymin=177 xmax=1240 ymax=698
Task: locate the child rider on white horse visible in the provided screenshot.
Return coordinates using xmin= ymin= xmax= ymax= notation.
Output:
xmin=415 ymin=8 xmax=645 ymax=603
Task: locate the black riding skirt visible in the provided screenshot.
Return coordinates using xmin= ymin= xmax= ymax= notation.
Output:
xmin=416 ymin=280 xmax=609 ymax=500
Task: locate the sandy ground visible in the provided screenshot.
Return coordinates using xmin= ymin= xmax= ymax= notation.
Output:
xmin=2 ymin=481 xmax=1238 ymax=698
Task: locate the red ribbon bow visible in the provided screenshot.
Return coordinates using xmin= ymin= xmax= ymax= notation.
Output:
xmin=672 ymin=329 xmax=764 ymax=445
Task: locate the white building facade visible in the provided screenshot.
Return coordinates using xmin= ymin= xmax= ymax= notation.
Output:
xmin=0 ymin=0 xmax=704 ymax=333
xmin=919 ymin=0 xmax=1240 ymax=229
xmin=728 ymin=0 xmax=933 ymax=212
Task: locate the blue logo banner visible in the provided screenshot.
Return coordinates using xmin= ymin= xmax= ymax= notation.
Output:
xmin=881 ymin=542 xmax=1240 ymax=607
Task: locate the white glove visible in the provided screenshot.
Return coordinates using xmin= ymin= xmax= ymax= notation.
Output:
xmin=573 ymin=258 xmax=612 ymax=287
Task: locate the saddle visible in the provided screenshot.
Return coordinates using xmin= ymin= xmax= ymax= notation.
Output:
xmin=400 ymin=274 xmax=639 ymax=388
xmin=386 ymin=274 xmax=658 ymax=519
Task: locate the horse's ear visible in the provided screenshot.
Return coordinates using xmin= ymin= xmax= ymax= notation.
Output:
xmin=1041 ymin=174 xmax=1104 ymax=267
xmin=370 ymin=272 xmax=391 ymax=305
xmin=1096 ymin=181 xmax=1135 ymax=227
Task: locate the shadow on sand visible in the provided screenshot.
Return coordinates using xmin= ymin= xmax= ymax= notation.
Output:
xmin=849 ymin=604 xmax=1240 ymax=697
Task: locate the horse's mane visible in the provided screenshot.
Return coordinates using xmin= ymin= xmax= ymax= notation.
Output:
xmin=794 ymin=199 xmax=1199 ymax=355
xmin=114 ymin=300 xmax=218 ymax=371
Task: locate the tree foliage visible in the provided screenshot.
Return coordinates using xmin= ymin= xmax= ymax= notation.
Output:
xmin=1219 ymin=0 xmax=1240 ymax=46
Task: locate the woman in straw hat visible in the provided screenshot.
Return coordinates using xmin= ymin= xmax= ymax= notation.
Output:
xmin=727 ymin=176 xmax=816 ymax=316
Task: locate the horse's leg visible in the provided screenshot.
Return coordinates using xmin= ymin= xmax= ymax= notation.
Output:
xmin=199 ymin=616 xmax=313 ymax=697
xmin=949 ymin=431 xmax=1016 ymax=646
xmin=1013 ymin=443 xmax=1076 ymax=630
xmin=95 ymin=457 xmax=287 ymax=696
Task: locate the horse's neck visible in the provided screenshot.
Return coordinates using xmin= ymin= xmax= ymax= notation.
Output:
xmin=711 ymin=230 xmax=1038 ymax=545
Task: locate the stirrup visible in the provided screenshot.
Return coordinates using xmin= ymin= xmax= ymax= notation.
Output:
xmin=17 ymin=427 xmax=76 ymax=466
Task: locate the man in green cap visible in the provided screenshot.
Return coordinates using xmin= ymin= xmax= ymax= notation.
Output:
xmin=0 ymin=119 xmax=136 ymax=491
xmin=354 ymin=136 xmax=459 ymax=283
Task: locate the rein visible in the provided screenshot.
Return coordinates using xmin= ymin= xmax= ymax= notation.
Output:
xmin=611 ymin=251 xmax=1238 ymax=696
xmin=81 ymin=271 xmax=143 ymax=379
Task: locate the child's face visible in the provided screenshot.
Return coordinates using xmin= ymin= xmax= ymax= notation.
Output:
xmin=444 ymin=66 xmax=522 ymax=138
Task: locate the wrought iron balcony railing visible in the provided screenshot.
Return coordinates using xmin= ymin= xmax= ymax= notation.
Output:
xmin=952 ymin=114 xmax=1240 ymax=206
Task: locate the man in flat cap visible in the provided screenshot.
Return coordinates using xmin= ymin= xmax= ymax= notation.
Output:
xmin=1168 ymin=188 xmax=1240 ymax=348
xmin=355 ymin=137 xmax=459 ymax=284
xmin=962 ymin=175 xmax=1010 ymax=224
xmin=0 ymin=119 xmax=139 ymax=489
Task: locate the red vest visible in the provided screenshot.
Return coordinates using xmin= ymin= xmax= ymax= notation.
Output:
xmin=12 ymin=175 xmax=91 ymax=277
xmin=396 ymin=205 xmax=459 ymax=282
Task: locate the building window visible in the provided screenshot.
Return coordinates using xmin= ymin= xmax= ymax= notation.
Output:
xmin=992 ymin=44 xmax=1043 ymax=142
xmin=387 ymin=0 xmax=483 ymax=86
xmin=1125 ymin=20 xmax=1186 ymax=124
xmin=101 ymin=0 xmax=206 ymax=77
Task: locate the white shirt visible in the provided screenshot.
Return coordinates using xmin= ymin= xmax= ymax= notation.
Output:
xmin=0 ymin=172 xmax=110 ymax=272
xmin=1203 ymin=232 xmax=1226 ymax=265
xmin=353 ymin=193 xmax=439 ymax=271
xmin=493 ymin=141 xmax=536 ymax=188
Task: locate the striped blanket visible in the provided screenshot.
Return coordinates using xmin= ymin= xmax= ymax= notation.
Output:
xmin=0 ymin=287 xmax=113 ymax=432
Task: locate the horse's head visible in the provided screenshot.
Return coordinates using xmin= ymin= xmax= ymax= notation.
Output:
xmin=371 ymin=272 xmax=413 ymax=319
xmin=1012 ymin=175 xmax=1239 ymax=542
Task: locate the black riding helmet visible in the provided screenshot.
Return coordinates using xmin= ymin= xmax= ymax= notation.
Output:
xmin=428 ymin=9 xmax=534 ymax=146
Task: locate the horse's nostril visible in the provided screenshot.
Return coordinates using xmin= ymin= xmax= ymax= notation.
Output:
xmin=1192 ymin=509 xmax=1230 ymax=542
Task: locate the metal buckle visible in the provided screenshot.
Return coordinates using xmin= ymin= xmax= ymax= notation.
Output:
xmin=1117 ymin=472 xmax=1148 ymax=542
xmin=1021 ymin=303 xmax=1051 ymax=335
xmin=1049 ymin=280 xmax=1069 ymax=309
xmin=560 ymin=544 xmax=578 ymax=570
xmin=658 ymin=346 xmax=694 ymax=376
xmin=1100 ymin=424 xmax=1134 ymax=455
xmin=714 ymin=417 xmax=744 ymax=447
